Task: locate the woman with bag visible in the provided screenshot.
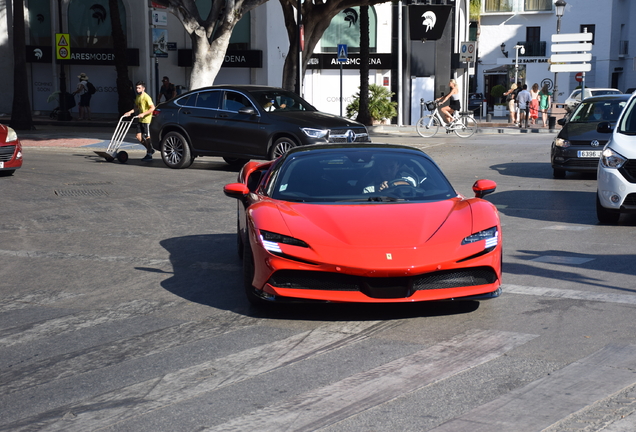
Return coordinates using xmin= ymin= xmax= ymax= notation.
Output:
xmin=503 ymin=83 xmax=518 ymax=125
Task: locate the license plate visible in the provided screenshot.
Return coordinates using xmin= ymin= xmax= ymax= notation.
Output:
xmin=578 ymin=150 xmax=601 ymax=158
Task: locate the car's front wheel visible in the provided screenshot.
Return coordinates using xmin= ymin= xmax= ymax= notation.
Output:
xmin=243 ymin=241 xmax=266 ymax=307
xmin=161 ymin=131 xmax=193 ymax=169
xmin=596 ymin=194 xmax=620 ymax=224
xmin=269 ymin=137 xmax=297 ymax=160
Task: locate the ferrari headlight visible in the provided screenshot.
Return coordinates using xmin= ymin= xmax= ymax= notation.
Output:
xmin=260 ymin=230 xmax=309 ymax=253
xmin=6 ymin=127 xmax=18 ymax=143
xmin=301 ymin=128 xmax=329 ymax=139
xmin=600 ymin=147 xmax=627 ymax=169
xmin=554 ymin=138 xmax=570 ymax=148
xmin=461 ymin=227 xmax=498 ymax=248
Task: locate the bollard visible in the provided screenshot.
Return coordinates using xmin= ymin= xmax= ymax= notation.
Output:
xmin=486 ymin=113 xmax=492 ymax=123
xmin=420 ymin=98 xmax=424 ymax=119
xmin=548 ymin=116 xmax=556 ymax=129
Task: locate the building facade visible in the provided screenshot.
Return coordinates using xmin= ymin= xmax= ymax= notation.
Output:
xmin=475 ymin=0 xmax=635 ymax=108
xmin=8 ymin=1 xmax=629 ymax=122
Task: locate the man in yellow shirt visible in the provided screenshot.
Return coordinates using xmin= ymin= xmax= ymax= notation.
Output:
xmin=125 ymin=81 xmax=156 ymax=161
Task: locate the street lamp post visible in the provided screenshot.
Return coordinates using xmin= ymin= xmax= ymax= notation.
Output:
xmin=513 ymin=44 xmax=525 ymax=85
xmin=57 ymin=0 xmax=71 ymax=121
xmin=553 ymin=0 xmax=567 ymax=103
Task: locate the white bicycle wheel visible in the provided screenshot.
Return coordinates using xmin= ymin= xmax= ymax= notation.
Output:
xmin=454 ymin=116 xmax=477 ymax=138
xmin=416 ymin=115 xmax=440 ymax=138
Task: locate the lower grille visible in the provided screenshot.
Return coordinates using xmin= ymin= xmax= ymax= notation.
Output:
xmin=267 ymin=267 xmax=498 ymax=299
xmin=564 ymin=159 xmax=598 ymax=168
xmin=619 ymin=160 xmax=636 ymax=183
xmin=0 ymin=145 xmax=16 ymax=162
xmin=623 ymin=193 xmax=636 ymax=207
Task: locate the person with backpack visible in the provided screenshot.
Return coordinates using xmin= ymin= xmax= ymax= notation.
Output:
xmin=73 ymin=72 xmax=95 ymax=120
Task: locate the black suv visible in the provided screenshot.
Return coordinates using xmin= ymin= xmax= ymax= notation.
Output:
xmin=149 ymin=85 xmax=370 ymax=169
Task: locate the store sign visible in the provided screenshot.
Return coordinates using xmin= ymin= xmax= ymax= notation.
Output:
xmin=306 ymin=53 xmax=392 ymax=70
xmin=26 ymin=46 xmax=140 ymax=66
xmin=408 ymin=5 xmax=452 ymax=41
xmin=177 ymin=49 xmax=263 ymax=68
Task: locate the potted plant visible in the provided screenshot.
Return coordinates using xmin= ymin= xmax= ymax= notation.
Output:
xmin=346 ymin=84 xmax=397 ymax=124
xmin=490 ymin=84 xmax=507 ymax=117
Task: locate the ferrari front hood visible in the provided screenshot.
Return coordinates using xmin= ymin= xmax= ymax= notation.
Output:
xmin=276 ymin=200 xmax=470 ymax=248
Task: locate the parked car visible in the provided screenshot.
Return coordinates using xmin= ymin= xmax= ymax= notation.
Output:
xmin=0 ymin=124 xmax=23 ymax=176
xmin=595 ymin=92 xmax=636 ymax=224
xmin=551 ymin=94 xmax=630 ymax=179
xmin=564 ymin=88 xmax=622 ymax=112
xmin=150 ymin=85 xmax=370 ymax=169
xmin=468 ymin=93 xmax=485 ymax=117
xmin=223 ymin=143 xmax=502 ymax=306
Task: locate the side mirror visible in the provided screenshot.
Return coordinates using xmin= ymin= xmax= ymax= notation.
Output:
xmin=557 ymin=118 xmax=567 ymax=126
xmin=596 ymin=121 xmax=613 ymax=134
xmin=223 ymin=183 xmax=250 ymax=199
xmin=238 ymin=107 xmax=257 ymax=116
xmin=473 ymin=179 xmax=497 ymax=198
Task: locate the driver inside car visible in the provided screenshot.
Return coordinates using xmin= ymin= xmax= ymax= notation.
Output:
xmin=362 ymin=157 xmax=418 ymax=194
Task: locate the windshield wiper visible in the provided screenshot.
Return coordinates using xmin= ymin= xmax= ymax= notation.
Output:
xmin=368 ymin=196 xmax=403 ymax=202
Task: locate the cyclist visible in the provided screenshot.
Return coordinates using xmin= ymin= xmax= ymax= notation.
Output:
xmin=436 ymin=79 xmax=460 ymax=124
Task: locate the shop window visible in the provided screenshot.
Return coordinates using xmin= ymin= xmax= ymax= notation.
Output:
xmin=320 ymin=7 xmax=377 ymax=53
xmin=67 ymin=0 xmax=127 ymax=49
xmin=196 ymin=0 xmax=250 ymax=50
xmin=484 ymin=0 xmax=512 ymax=13
xmin=524 ymin=0 xmax=551 ymax=11
xmin=28 ymin=0 xmax=52 ymax=45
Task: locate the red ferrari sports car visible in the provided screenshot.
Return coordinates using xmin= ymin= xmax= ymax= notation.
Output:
xmin=224 ymin=143 xmax=501 ymax=306
xmin=0 ymin=124 xmax=23 ymax=176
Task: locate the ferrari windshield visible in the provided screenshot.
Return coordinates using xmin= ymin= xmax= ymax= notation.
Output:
xmin=570 ymin=99 xmax=627 ymax=123
xmin=269 ymin=148 xmax=456 ymax=203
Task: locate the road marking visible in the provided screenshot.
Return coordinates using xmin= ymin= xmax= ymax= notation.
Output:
xmin=531 ymin=255 xmax=595 ymax=265
xmin=3 ymin=320 xmax=399 ymax=431
xmin=0 ymin=248 xmax=169 ymax=266
xmin=0 ymin=299 xmax=175 ymax=347
xmin=430 ymin=344 xmax=636 ymax=431
xmin=206 ymin=329 xmax=537 ymax=432
xmin=543 ymin=225 xmax=591 ymax=231
xmin=0 ymin=313 xmax=259 ymax=395
xmin=0 ymin=291 xmax=82 ymax=313
xmin=504 ymin=284 xmax=636 ymax=305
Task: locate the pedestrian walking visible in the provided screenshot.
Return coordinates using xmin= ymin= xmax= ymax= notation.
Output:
xmin=72 ymin=72 xmax=93 ymax=120
xmin=158 ymin=76 xmax=177 ymax=102
xmin=529 ymin=83 xmax=540 ymax=125
xmin=516 ymin=84 xmax=531 ymax=128
xmin=503 ymin=83 xmax=518 ymax=125
xmin=125 ymin=81 xmax=156 ymax=161
xmin=539 ymin=84 xmax=552 ymax=127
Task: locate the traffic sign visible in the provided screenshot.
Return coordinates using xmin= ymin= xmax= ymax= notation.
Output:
xmin=549 ymin=53 xmax=592 ymax=63
xmin=549 ymin=63 xmax=592 ymax=73
xmin=551 ymin=43 xmax=593 ymax=53
xmin=337 ymin=44 xmax=348 ymax=63
xmin=552 ymin=33 xmax=593 ymax=43
xmin=575 ymin=72 xmax=584 ymax=82
xmin=56 ymin=33 xmax=71 ymax=60
xmin=459 ymin=41 xmax=476 ymax=62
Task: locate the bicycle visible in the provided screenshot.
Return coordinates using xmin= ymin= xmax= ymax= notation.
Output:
xmin=416 ymin=100 xmax=478 ymax=138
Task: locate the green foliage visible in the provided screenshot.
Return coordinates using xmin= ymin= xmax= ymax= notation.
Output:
xmin=469 ymin=0 xmax=482 ymax=21
xmin=490 ymin=84 xmax=506 ymax=100
xmin=346 ymin=84 xmax=397 ymax=122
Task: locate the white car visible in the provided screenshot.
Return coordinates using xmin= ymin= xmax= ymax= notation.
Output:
xmin=565 ymin=88 xmax=622 ymax=112
xmin=596 ymin=92 xmax=636 ymax=224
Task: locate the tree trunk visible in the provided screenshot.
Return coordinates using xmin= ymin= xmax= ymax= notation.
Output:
xmin=109 ymin=0 xmax=134 ymax=115
xmin=356 ymin=6 xmax=372 ymax=125
xmin=10 ymin=0 xmax=33 ymax=130
xmin=189 ymin=29 xmax=233 ymax=89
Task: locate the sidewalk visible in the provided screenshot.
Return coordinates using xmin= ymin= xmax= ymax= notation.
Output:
xmin=3 ymin=114 xmax=559 ymax=150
